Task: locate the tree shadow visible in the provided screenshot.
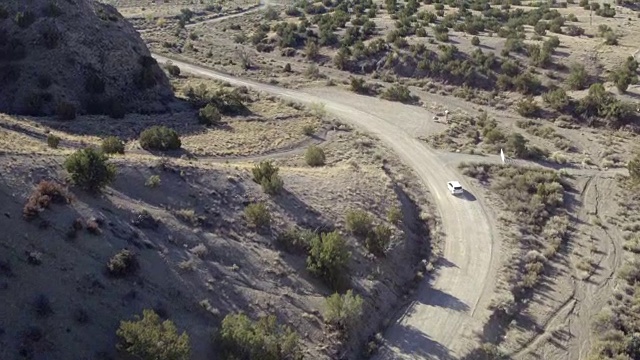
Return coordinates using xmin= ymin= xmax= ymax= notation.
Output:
xmin=272 ymin=188 xmax=333 ymax=232
xmin=414 ymin=285 xmax=471 ymax=313
xmin=383 ymin=323 xmax=456 ymax=360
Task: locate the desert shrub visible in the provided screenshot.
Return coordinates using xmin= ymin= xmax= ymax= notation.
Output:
xmin=514 ymin=72 xmax=541 ymax=95
xmin=145 ymin=175 xmax=161 ymax=188
xmin=305 ymin=39 xmax=320 ymax=60
xmin=283 ymin=63 xmax=292 ymax=72
xmin=603 ymin=30 xmax=618 ymax=45
xmin=350 ymin=77 xmax=372 ymax=94
xmin=324 ymin=290 xmax=364 ymax=332
xmin=505 ymin=133 xmax=529 ymax=158
xmin=198 ymin=103 xmax=222 ymax=125
xmin=302 ymin=124 xmax=315 ymax=136
xmin=542 ymin=88 xmax=570 ymax=111
xmin=534 ymin=21 xmax=547 ymax=35
xmin=381 ymin=84 xmax=417 ymax=103
xmin=629 ymin=153 xmax=640 ymax=182
xmin=42 ymin=1 xmax=63 ymax=17
xmin=23 ymin=180 xmax=71 ymax=221
xmin=139 ymin=126 xmax=181 ymax=151
xmin=252 ymin=161 xmax=284 ymax=195
xmin=64 ymin=148 xmax=116 ymax=192
xmin=366 ymin=224 xmax=393 ymax=256
xmin=609 ymin=65 xmax=638 ymax=93
xmin=307 ymin=231 xmax=350 ymax=289
xmin=47 ymin=134 xmax=61 ymax=148
xmin=41 ymin=27 xmax=61 ymax=49
xmin=461 ymin=343 xmax=509 ymax=360
xmin=117 ymin=309 xmax=190 ymax=360
xmin=471 ymin=36 xmax=480 ymax=46
xmin=387 ymin=206 xmax=402 ymax=224
xmin=305 ymin=145 xmax=326 ymax=166
xmin=277 ymin=228 xmax=316 ymax=253
xmin=15 ymin=11 xmax=36 ymax=28
xmin=244 ymin=203 xmax=271 ymax=229
xmin=218 ymin=313 xmax=302 ymax=360
xmin=565 ymin=25 xmax=585 ymax=37
xmin=55 ymin=101 xmax=76 ymax=120
xmin=345 ymin=209 xmax=373 ymax=238
xmin=166 ymin=63 xmax=181 ymax=77
xmin=101 ymin=136 xmax=125 ymax=154
xmin=107 ymin=249 xmax=138 ymax=277
xmin=517 ymin=97 xmax=541 ymax=117
xmin=567 ymin=63 xmax=589 ymax=90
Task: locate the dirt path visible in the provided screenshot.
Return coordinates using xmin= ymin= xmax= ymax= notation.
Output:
xmin=151 ymin=53 xmax=502 ymax=359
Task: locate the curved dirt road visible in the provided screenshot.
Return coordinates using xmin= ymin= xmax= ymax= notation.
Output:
xmin=152 ymin=53 xmax=499 ymax=359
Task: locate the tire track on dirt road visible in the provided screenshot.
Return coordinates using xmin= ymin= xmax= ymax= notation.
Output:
xmin=151 ymin=53 xmax=501 ymax=359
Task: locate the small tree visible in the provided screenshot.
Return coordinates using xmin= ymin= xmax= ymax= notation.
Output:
xmin=64 ymin=148 xmax=116 ymax=192
xmin=102 ymin=136 xmax=125 ymax=154
xmin=506 ymin=133 xmax=528 ymax=158
xmin=139 ymin=126 xmax=181 ymax=151
xmin=307 ymin=231 xmax=350 ymax=289
xmin=117 ymin=309 xmax=190 ymax=360
xmin=305 ymin=145 xmax=326 ymax=166
xmin=324 ymin=290 xmax=364 ymax=332
xmin=198 ymin=103 xmax=222 ymax=125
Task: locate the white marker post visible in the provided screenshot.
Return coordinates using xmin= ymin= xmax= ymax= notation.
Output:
xmin=444 ymin=110 xmax=449 ymax=124
xmin=500 ymin=148 xmax=505 ymax=164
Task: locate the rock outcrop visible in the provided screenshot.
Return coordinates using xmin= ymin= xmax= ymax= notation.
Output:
xmin=0 ymin=0 xmax=174 ymax=117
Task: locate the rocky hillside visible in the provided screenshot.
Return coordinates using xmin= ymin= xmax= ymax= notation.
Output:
xmin=0 ymin=0 xmax=174 ymax=117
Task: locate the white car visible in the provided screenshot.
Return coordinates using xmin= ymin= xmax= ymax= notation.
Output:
xmin=447 ymin=181 xmax=463 ymax=195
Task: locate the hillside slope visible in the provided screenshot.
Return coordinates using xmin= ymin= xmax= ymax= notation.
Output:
xmin=0 ymin=0 xmax=174 ymax=117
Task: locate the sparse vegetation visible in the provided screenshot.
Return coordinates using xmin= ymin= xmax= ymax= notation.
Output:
xmin=64 ymin=147 xmax=116 ymax=192
xmin=381 ymin=84 xmax=417 ymax=104
xmin=198 ymin=103 xmax=222 ymax=126
xmin=117 ymin=309 xmax=190 ymax=360
xmin=145 ymin=175 xmax=161 ymax=188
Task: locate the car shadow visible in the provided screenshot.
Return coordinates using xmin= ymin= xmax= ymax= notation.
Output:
xmin=459 ymin=189 xmax=477 ymax=201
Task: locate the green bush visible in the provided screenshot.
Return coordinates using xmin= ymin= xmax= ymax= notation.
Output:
xmin=102 ymin=136 xmax=125 ymax=155
xmin=471 ymin=36 xmax=480 ymax=46
xmin=139 ymin=126 xmax=181 ymax=151
xmin=47 ymin=134 xmax=61 ymax=149
xmin=252 ymin=161 xmax=284 ymax=195
xmin=218 ymin=313 xmax=302 ymax=360
xmin=609 ymin=66 xmax=638 ymax=93
xmin=567 ymin=63 xmax=589 ymax=90
xmin=117 ymin=309 xmax=190 ymax=360
xmin=542 ymin=88 xmax=570 ymax=111
xmin=64 ymin=148 xmax=116 ymax=191
xmin=516 ymin=97 xmax=541 ymax=118
xmin=307 ymin=231 xmax=350 ymax=289
xmin=198 ymin=103 xmax=222 ymax=125
xmin=107 ymin=249 xmax=138 ymax=277
xmin=345 ymin=209 xmax=373 ymax=238
xmin=166 ymin=64 xmax=181 ymax=77
xmin=324 ymin=290 xmax=364 ymax=331
xmin=305 ymin=145 xmax=326 ymax=166
xmin=350 ymin=77 xmax=372 ymax=95
xmin=387 ymin=206 xmax=402 ymax=225
xmin=244 ymin=203 xmax=271 ymax=229
xmin=381 ymin=84 xmax=417 ymax=103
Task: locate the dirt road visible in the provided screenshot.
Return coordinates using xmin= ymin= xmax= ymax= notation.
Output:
xmin=152 ymin=53 xmax=501 ymax=358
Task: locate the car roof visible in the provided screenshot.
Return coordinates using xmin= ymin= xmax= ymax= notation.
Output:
xmin=449 ymin=181 xmax=462 ymax=187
